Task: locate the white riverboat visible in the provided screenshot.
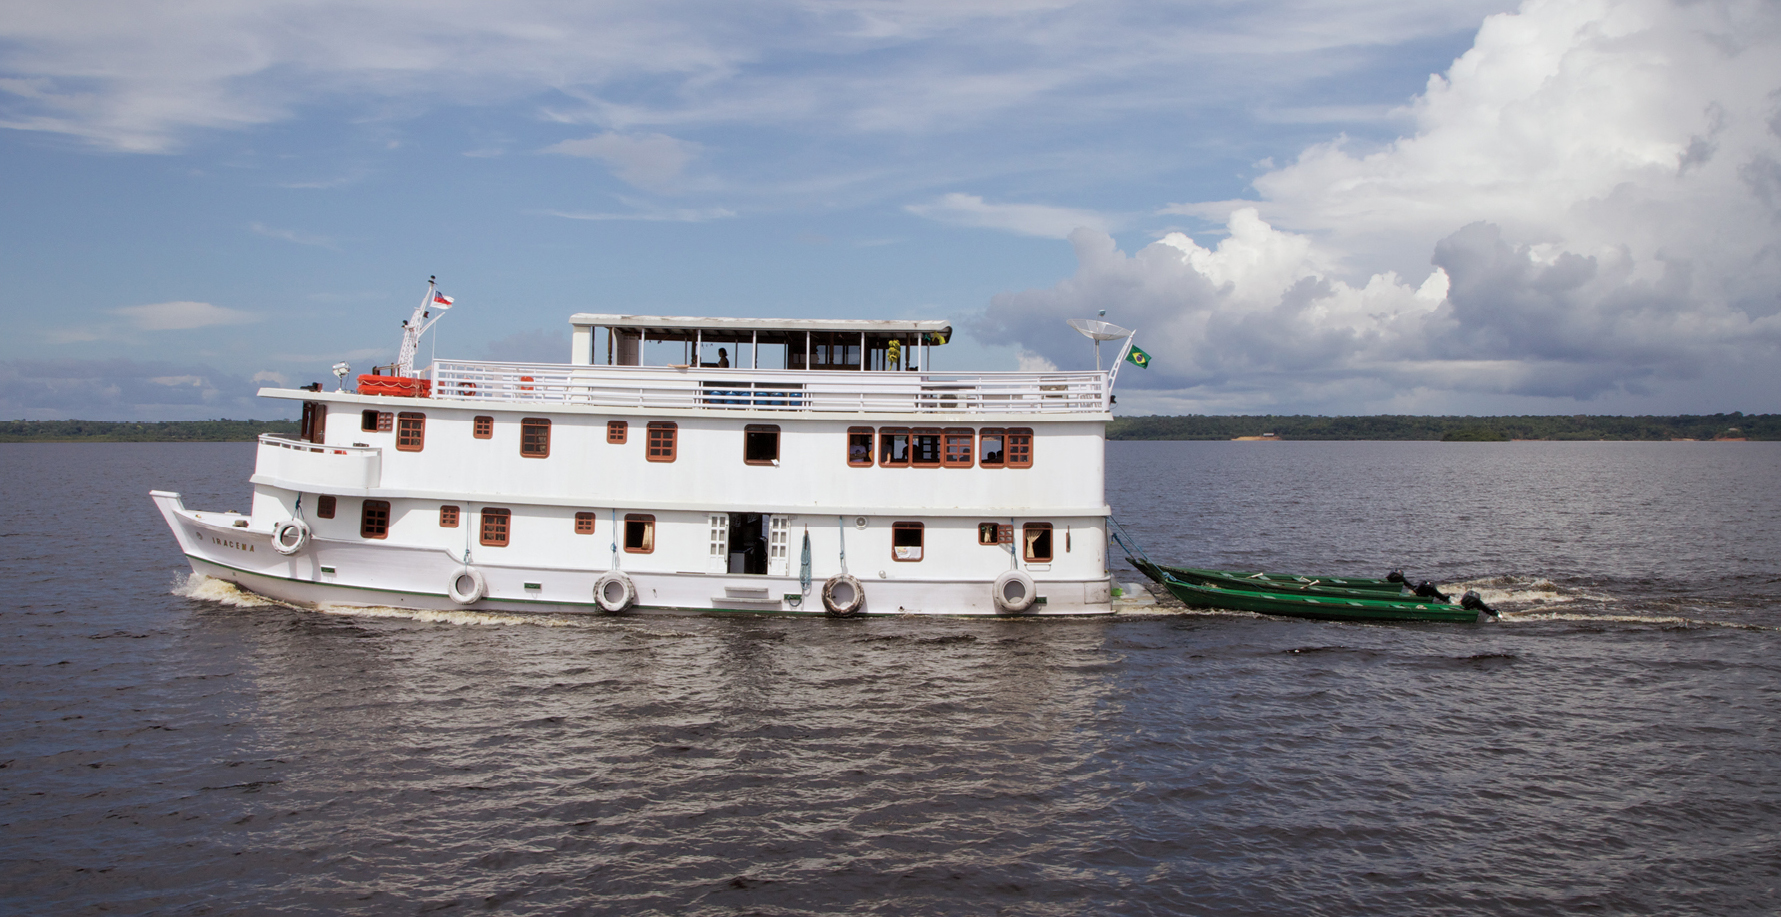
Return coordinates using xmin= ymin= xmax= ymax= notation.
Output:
xmin=152 ymin=282 xmax=1136 ymax=616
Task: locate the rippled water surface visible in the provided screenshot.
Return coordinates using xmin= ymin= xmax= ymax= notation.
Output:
xmin=3 ymin=441 xmax=1779 ymax=915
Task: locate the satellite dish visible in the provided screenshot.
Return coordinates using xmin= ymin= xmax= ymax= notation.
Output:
xmin=1066 ymin=319 xmax=1132 ymax=370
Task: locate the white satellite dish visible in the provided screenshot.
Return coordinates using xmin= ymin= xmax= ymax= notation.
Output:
xmin=1067 ymin=319 xmax=1133 ymax=370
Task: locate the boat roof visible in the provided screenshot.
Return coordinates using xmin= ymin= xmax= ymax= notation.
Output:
xmin=569 ymin=314 xmax=951 ymax=337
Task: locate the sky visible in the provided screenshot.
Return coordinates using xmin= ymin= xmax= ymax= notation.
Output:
xmin=2 ymin=0 xmax=1778 ymax=420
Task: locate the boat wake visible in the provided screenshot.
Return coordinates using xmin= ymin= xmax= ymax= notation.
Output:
xmin=173 ymin=572 xmax=291 ymax=609
xmin=312 ymin=603 xmax=590 ymax=628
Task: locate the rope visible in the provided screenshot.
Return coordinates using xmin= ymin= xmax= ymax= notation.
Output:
xmin=836 ymin=516 xmax=848 ymax=575
xmin=1106 ymin=515 xmax=1157 ymax=568
xmin=610 ymin=508 xmax=619 ymax=570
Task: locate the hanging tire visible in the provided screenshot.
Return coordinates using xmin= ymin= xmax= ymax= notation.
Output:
xmin=822 ymin=573 xmax=865 ymax=617
xmin=993 ymin=570 xmax=1037 ymax=613
xmin=271 ymin=519 xmax=311 ymax=556
xmin=447 ymin=567 xmax=487 ymax=605
xmin=593 ymin=571 xmax=637 ymax=614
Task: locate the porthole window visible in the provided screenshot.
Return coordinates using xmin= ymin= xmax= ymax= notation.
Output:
xmin=979 ymin=428 xmax=1006 ymax=467
xmin=745 ymin=424 xmax=780 ymax=465
xmin=624 ymin=514 xmax=655 ymax=553
xmin=520 ymin=418 xmax=550 ymax=458
xmin=847 ymin=427 xmax=874 ymax=466
xmin=1023 ymin=522 xmax=1053 ymax=562
xmin=361 ymin=500 xmax=391 ymax=539
xmin=473 ymin=416 xmax=493 ymax=439
xmin=316 ymin=495 xmax=336 ymax=519
xmin=944 ymin=429 xmax=974 ymax=467
xmin=480 ymin=508 xmax=511 ymax=547
xmin=575 ymin=512 xmax=596 ymax=535
xmin=879 ymin=428 xmax=910 ymax=467
xmin=396 ymin=412 xmax=425 ymax=452
xmin=440 ymin=505 xmax=459 ymax=528
xmin=647 ymin=422 xmax=677 ymax=463
xmin=607 ymin=420 xmax=627 ymax=444
xmin=892 ymin=521 xmax=924 ymax=562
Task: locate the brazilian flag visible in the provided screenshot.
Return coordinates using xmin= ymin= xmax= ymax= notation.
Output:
xmin=1126 ymin=345 xmax=1151 ymax=369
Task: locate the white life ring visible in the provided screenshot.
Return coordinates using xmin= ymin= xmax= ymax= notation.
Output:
xmin=447 ymin=567 xmax=487 ymax=605
xmin=993 ymin=570 xmax=1037 ymax=613
xmin=271 ymin=519 xmax=311 ymax=556
xmin=822 ymin=573 xmax=865 ymax=617
xmin=593 ymin=571 xmax=637 ymax=613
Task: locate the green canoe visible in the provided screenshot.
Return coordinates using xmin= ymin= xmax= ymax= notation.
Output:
xmin=1135 ymin=562 xmax=1488 ymax=623
xmin=1146 ymin=563 xmax=1450 ymax=603
xmin=1155 ymin=564 xmax=1411 ymax=592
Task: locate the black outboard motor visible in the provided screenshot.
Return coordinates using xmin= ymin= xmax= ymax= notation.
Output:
xmin=1461 ymin=591 xmax=1499 ymax=619
xmin=1387 ymin=570 xmax=1407 ymax=584
xmin=1413 ymin=581 xmax=1452 ymax=602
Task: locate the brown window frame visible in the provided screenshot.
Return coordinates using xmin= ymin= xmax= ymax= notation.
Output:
xmin=910 ymin=428 xmax=942 ymax=467
xmin=979 ymin=428 xmax=1006 ymax=468
xmin=360 ymin=499 xmax=391 ymax=539
xmin=396 ymin=412 xmax=425 ymax=452
xmin=646 ymin=422 xmax=677 ymax=463
xmin=362 ymin=410 xmax=392 ymax=433
xmin=480 ymin=508 xmax=511 ymax=547
xmin=944 ymin=429 xmax=975 ymax=468
xmin=473 ymin=415 xmax=493 ymax=439
xmin=607 ymin=420 xmax=627 ymax=444
xmin=978 ymin=522 xmax=1001 ymax=545
xmin=1023 ymin=522 xmax=1053 ymax=563
xmin=623 ymin=513 xmax=655 ymax=553
xmin=520 ymin=418 xmax=551 ymax=458
xmin=574 ymin=511 xmax=596 ymax=535
xmin=1007 ymin=428 xmax=1034 ymax=468
xmin=440 ymin=505 xmax=460 ymax=528
xmin=878 ymin=427 xmax=910 ymax=467
xmin=744 ymin=424 xmax=780 ymax=465
xmin=847 ymin=427 xmax=874 ymax=467
xmin=891 ymin=521 xmax=924 ymax=562
xmin=316 ymin=494 xmax=336 ymax=519
xmin=300 ymin=402 xmax=327 ymax=444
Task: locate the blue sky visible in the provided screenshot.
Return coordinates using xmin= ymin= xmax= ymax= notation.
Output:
xmin=2 ymin=0 xmax=1778 ymax=420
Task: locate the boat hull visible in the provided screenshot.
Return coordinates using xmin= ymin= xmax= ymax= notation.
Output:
xmin=1138 ymin=564 xmax=1485 ymax=623
xmin=1142 ymin=562 xmax=1448 ymax=603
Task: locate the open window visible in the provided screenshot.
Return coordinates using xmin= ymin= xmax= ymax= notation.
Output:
xmin=647 ymin=422 xmax=677 ymax=462
xmin=624 ymin=514 xmax=655 ymax=553
xmin=362 ymin=410 xmax=393 ymax=432
xmin=440 ymin=505 xmax=459 ymax=528
xmin=473 ymin=416 xmax=493 ymax=439
xmin=396 ymin=412 xmax=425 ymax=452
xmin=1007 ymin=428 xmax=1034 ymax=468
xmin=480 ymin=508 xmax=510 ymax=547
xmin=575 ymin=511 xmax=596 ymax=534
xmin=847 ymin=427 xmax=874 ymax=466
xmin=911 ymin=429 xmax=941 ymax=467
xmin=607 ymin=420 xmax=627 ymax=444
xmin=1023 ymin=522 xmax=1053 ymax=562
xmin=892 ymin=521 xmax=924 ymax=562
xmin=879 ymin=428 xmax=910 ymax=467
xmin=360 ymin=500 xmax=391 ymax=539
xmin=944 ymin=429 xmax=974 ymax=467
xmin=978 ymin=522 xmax=1004 ymax=545
xmin=979 ymin=428 xmax=1005 ymax=467
xmin=744 ymin=424 xmax=780 ymax=465
xmin=520 ymin=418 xmax=550 ymax=457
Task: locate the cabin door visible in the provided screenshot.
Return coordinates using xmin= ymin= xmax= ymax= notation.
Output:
xmin=726 ymin=513 xmax=771 ymax=575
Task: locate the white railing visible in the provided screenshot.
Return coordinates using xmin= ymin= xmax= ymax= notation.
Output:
xmin=256 ymin=435 xmax=382 ymax=490
xmin=421 ymin=361 xmax=1109 ymax=414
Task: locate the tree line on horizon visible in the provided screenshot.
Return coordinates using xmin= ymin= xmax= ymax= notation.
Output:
xmin=1108 ymin=413 xmax=1774 ymax=441
xmin=0 ymin=420 xmax=300 ymax=442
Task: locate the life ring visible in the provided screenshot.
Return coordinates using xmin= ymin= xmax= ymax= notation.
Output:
xmin=822 ymin=573 xmax=865 ymax=617
xmin=447 ymin=567 xmax=487 ymax=605
xmin=993 ymin=570 xmax=1037 ymax=613
xmin=593 ymin=571 xmax=637 ymax=613
xmin=271 ymin=519 xmax=311 ymax=556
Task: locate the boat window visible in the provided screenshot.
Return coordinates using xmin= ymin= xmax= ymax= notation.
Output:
xmin=847 ymin=427 xmax=874 ymax=466
xmin=360 ymin=500 xmax=391 ymax=539
xmin=440 ymin=505 xmax=459 ymax=528
xmin=978 ymin=522 xmax=1001 ymax=545
xmin=300 ymin=402 xmax=327 ymax=443
xmin=744 ymin=424 xmax=780 ymax=465
xmin=1007 ymin=428 xmax=1034 ymax=468
xmin=316 ymin=495 xmax=336 ymax=519
xmin=944 ymin=429 xmax=974 ymax=467
xmin=520 ymin=418 xmax=550 ymax=458
xmin=607 ymin=420 xmax=627 ymax=444
xmin=480 ymin=508 xmax=511 ymax=546
xmin=911 ymin=429 xmax=942 ymax=467
xmin=979 ymin=428 xmax=1005 ymax=467
xmin=473 ymin=416 xmax=493 ymax=439
xmin=1023 ymin=523 xmax=1052 ymax=562
xmin=892 ymin=521 xmax=924 ymax=562
xmin=575 ymin=511 xmax=596 ymax=534
xmin=647 ymin=422 xmax=677 ymax=463
xmin=362 ymin=410 xmax=392 ymax=432
xmin=396 ymin=412 xmax=425 ymax=452
xmin=879 ymin=428 xmax=910 ymax=467
xmin=624 ymin=514 xmax=655 ymax=553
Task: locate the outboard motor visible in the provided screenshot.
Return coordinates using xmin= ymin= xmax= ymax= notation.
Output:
xmin=1413 ymin=581 xmax=1452 ymax=602
xmin=1461 ymin=591 xmax=1499 ymax=619
xmin=1387 ymin=570 xmax=1407 ymax=584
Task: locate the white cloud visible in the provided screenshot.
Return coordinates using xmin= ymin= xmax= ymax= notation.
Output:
xmin=544 ymin=132 xmax=701 ymax=190
xmin=906 ymin=192 xmax=1114 ymax=238
xmin=249 ymin=222 xmax=335 ymax=247
xmin=0 ymin=358 xmax=285 ymax=420
xmin=110 ymin=301 xmax=258 ymax=331
xmin=543 ymin=205 xmax=735 ymax=223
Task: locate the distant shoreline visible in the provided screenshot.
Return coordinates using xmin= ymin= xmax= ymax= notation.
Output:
xmin=2 ymin=415 xmax=1772 ymax=442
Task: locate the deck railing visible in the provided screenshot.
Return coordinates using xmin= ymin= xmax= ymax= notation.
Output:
xmin=256 ymin=435 xmax=382 ymax=490
xmin=421 ymin=361 xmax=1110 ymax=414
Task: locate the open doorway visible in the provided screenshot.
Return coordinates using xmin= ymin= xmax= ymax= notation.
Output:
xmin=727 ymin=512 xmax=769 ymax=574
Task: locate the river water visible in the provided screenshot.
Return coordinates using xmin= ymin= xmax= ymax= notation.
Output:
xmin=2 ymin=441 xmax=1777 ymax=915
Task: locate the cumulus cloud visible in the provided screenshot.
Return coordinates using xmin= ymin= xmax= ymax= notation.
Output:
xmin=906 ymin=193 xmax=1115 ymax=239
xmin=109 ymin=301 xmax=258 ymax=331
xmin=985 ymin=0 xmax=1781 ymax=411
xmin=0 ymin=358 xmax=287 ymax=420
xmin=544 ymin=132 xmax=701 ymax=191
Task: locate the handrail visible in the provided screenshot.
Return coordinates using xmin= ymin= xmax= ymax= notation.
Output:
xmin=259 ymin=434 xmax=381 ymax=455
xmin=423 ymin=361 xmax=1110 ymax=414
